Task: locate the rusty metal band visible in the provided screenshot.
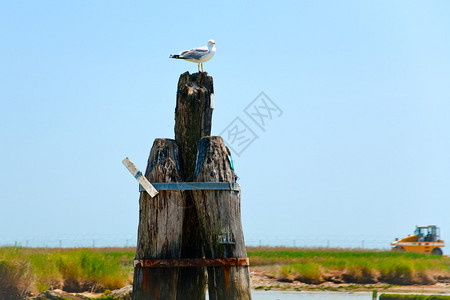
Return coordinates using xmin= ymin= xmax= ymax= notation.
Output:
xmin=133 ymin=258 xmax=249 ymax=268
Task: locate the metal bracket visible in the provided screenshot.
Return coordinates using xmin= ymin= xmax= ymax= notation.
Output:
xmin=139 ymin=182 xmax=240 ymax=192
xmin=219 ymin=227 xmax=236 ymax=245
xmin=133 ymin=258 xmax=249 ymax=268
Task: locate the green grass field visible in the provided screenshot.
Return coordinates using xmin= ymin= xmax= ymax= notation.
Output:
xmin=1 ymin=246 xmax=449 ymax=298
xmin=0 ymin=247 xmax=134 ymax=298
xmin=248 ymin=247 xmax=450 ymax=285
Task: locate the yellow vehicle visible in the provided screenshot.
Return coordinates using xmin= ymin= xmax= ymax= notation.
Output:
xmin=391 ymin=225 xmax=445 ymax=255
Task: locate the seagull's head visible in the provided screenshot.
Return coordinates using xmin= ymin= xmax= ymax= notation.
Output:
xmin=208 ymin=40 xmax=216 ymax=47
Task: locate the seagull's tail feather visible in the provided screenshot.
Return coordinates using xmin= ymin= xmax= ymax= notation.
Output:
xmin=169 ymin=54 xmax=183 ymax=59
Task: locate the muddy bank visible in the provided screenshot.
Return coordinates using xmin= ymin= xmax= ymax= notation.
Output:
xmin=31 ymin=270 xmax=450 ymax=300
xmin=250 ymin=267 xmax=450 ymax=294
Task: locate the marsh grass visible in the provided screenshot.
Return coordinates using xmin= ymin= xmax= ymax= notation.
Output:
xmin=0 ymin=259 xmax=33 ymax=299
xmin=289 ymin=262 xmax=323 ymax=284
xmin=247 ymin=247 xmax=450 ymax=285
xmin=341 ymin=258 xmax=377 ymax=283
xmin=0 ymin=247 xmax=134 ymax=294
xmin=1 ymin=245 xmax=449 ymax=296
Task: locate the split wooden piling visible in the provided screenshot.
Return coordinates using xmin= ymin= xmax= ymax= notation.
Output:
xmin=132 ymin=72 xmax=251 ymax=299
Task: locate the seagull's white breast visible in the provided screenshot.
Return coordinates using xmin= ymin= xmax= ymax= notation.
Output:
xmin=200 ymin=47 xmax=215 ymax=62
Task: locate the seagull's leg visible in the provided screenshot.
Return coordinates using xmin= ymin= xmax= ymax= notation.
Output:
xmin=198 ymin=63 xmax=200 ymax=72
xmin=201 ymin=63 xmax=204 ymax=72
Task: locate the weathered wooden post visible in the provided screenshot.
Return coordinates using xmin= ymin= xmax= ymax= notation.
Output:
xmin=175 ymin=71 xmax=214 ymax=178
xmin=131 ymin=71 xmax=251 ymax=300
xmin=132 ymin=139 xmax=185 ymax=300
xmin=194 ymin=137 xmax=252 ymax=300
xmin=175 ymin=72 xmax=213 ymax=300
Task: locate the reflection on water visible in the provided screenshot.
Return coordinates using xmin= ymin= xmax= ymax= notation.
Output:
xmin=252 ymin=290 xmax=372 ymax=300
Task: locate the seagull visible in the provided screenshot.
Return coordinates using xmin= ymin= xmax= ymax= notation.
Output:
xmin=170 ymin=40 xmax=216 ymax=73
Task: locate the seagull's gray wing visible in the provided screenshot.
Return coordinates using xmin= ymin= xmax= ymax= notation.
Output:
xmin=179 ymin=47 xmax=209 ymax=60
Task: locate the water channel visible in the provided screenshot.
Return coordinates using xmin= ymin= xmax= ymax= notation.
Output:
xmin=251 ymin=290 xmax=373 ymax=300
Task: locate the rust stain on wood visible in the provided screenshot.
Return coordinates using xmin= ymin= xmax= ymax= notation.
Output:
xmin=223 ymin=266 xmax=230 ymax=290
xmin=142 ymin=268 xmax=148 ymax=293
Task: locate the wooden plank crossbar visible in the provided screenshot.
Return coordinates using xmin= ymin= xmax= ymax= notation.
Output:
xmin=133 ymin=258 xmax=249 ymax=268
xmin=122 ymin=157 xmax=159 ymax=198
xmin=138 ymin=182 xmax=240 ymax=192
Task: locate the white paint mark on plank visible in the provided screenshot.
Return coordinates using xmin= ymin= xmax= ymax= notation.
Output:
xmin=210 ymin=93 xmax=215 ymax=109
xmin=122 ymin=157 xmax=159 ymax=198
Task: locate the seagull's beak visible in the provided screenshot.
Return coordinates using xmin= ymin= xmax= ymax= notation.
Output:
xmin=212 ymin=42 xmax=216 ymax=45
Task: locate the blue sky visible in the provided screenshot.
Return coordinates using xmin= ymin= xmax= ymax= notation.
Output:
xmin=1 ymin=1 xmax=449 ymax=246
